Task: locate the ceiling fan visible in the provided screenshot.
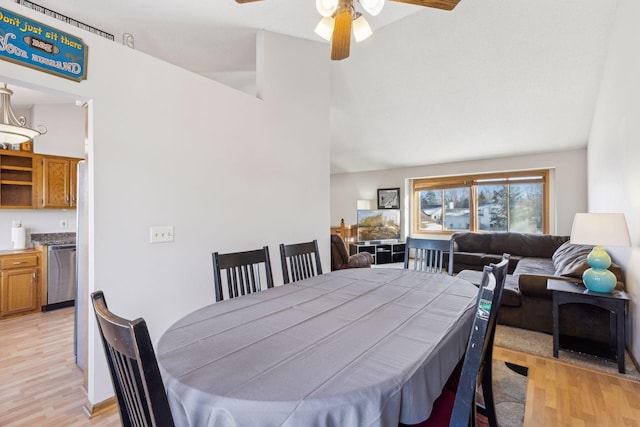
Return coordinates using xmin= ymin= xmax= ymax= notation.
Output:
xmin=235 ymin=0 xmax=461 ymax=60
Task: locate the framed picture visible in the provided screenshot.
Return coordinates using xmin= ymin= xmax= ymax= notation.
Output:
xmin=377 ymin=188 xmax=400 ymax=209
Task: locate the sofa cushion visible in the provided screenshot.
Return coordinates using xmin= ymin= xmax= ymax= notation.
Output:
xmin=514 ymin=257 xmax=556 ymax=276
xmin=454 ymin=252 xmax=486 ymax=267
xmin=552 ymin=241 xmax=624 ymax=284
xmin=518 ymin=275 xmax=554 ymax=299
xmin=501 ymin=276 xmax=522 ymax=307
xmin=456 ymin=269 xmax=521 ymax=306
xmin=488 ymin=232 xmax=569 ymax=258
xmin=514 ymin=257 xmax=557 ymax=299
xmin=452 ymin=232 xmax=493 ymax=253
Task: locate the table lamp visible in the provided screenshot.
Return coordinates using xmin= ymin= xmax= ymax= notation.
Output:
xmin=570 ymin=213 xmax=631 ymax=293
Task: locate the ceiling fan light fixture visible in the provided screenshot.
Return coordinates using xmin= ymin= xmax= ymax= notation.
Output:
xmin=0 ymin=83 xmax=46 ymax=144
xmin=316 ymin=0 xmax=339 ymax=17
xmin=315 ymin=17 xmax=335 ymax=41
xmin=353 ymin=15 xmax=373 ymax=42
xmin=359 ymin=0 xmax=385 ymax=16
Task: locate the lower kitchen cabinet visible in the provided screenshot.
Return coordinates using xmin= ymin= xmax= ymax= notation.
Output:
xmin=0 ymin=252 xmax=40 ymax=318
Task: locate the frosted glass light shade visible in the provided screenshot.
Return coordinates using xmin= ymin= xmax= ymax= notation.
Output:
xmin=314 ymin=17 xmax=335 ymax=41
xmin=360 ymin=0 xmax=385 ymax=16
xmin=353 ymin=15 xmax=373 ymax=42
xmin=0 ymin=84 xmax=46 ymax=144
xmin=316 ymin=0 xmax=339 ymax=17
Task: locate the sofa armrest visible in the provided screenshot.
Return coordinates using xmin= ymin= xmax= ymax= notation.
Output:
xmin=345 ymin=251 xmax=373 ymax=268
xmin=518 ymin=274 xmax=560 ymax=299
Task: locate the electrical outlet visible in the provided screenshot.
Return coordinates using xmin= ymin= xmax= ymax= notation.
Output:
xmin=59 ymin=220 xmax=68 ymax=228
xmin=150 ymin=226 xmax=174 ymax=243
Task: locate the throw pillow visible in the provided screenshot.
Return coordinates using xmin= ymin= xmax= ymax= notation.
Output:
xmin=552 ymin=241 xmax=593 ymax=278
xmin=552 ymin=241 xmax=625 ymax=284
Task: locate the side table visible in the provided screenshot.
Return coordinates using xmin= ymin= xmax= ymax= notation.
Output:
xmin=547 ymin=279 xmax=630 ymax=373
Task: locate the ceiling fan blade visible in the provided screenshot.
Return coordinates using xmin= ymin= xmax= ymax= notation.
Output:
xmin=390 ymin=0 xmax=461 ymax=11
xmin=236 ymin=0 xmax=263 ymax=3
xmin=331 ymin=7 xmax=352 ymax=61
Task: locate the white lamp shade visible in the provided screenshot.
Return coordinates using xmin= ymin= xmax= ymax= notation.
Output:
xmin=360 ymin=0 xmax=385 ymax=16
xmin=356 ymin=199 xmax=374 ymax=209
xmin=570 ymin=213 xmax=631 ymax=247
xmin=353 ymin=15 xmax=373 ymax=42
xmin=314 ymin=17 xmax=335 ymax=41
xmin=316 ymin=0 xmax=339 ymax=17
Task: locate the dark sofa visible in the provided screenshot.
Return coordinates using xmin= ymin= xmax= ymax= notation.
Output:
xmin=451 ymin=232 xmax=625 ymax=346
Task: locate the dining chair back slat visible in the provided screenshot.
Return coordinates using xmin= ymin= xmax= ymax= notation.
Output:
xmin=279 ymin=240 xmax=323 ymax=284
xmin=212 ymin=246 xmax=274 ymax=302
xmin=449 ymin=265 xmax=497 ymax=427
xmin=478 ymin=254 xmax=510 ymax=427
xmin=91 ymin=291 xmax=175 ymax=427
xmin=404 ymin=236 xmax=454 ymax=275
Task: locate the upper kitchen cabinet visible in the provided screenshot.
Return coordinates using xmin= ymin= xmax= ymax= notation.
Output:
xmin=38 ymin=155 xmax=81 ymax=209
xmin=0 ymin=151 xmax=37 ymax=209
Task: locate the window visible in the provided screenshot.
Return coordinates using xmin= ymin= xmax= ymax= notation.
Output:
xmin=413 ymin=170 xmax=549 ymax=234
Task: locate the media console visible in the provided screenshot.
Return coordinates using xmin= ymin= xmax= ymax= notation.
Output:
xmin=349 ymin=241 xmax=406 ymax=265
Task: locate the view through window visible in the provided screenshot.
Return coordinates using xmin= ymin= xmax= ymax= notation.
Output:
xmin=413 ymin=170 xmax=549 ymax=234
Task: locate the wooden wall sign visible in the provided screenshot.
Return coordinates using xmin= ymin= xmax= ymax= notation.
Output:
xmin=0 ymin=6 xmax=87 ymax=82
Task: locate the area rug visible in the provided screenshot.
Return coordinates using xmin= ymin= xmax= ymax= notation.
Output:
xmin=494 ymin=325 xmax=640 ymax=381
xmin=477 ymin=360 xmax=528 ymax=427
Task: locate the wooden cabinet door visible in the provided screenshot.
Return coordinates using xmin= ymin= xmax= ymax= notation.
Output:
xmin=69 ymin=158 xmax=79 ymax=208
xmin=0 ymin=268 xmax=38 ymax=317
xmin=41 ymin=157 xmax=71 ymax=208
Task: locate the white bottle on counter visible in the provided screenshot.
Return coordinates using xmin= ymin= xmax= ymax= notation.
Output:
xmin=11 ymin=220 xmax=26 ymax=250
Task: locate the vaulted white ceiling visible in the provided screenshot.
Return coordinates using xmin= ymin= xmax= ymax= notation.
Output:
xmin=7 ymin=0 xmax=617 ymax=174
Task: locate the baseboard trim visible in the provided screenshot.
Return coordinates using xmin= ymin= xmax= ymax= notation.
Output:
xmin=629 ymin=348 xmax=640 ymax=374
xmin=83 ymin=396 xmax=117 ymax=418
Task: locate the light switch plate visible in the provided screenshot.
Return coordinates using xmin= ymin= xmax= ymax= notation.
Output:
xmin=150 ymin=226 xmax=174 ymax=243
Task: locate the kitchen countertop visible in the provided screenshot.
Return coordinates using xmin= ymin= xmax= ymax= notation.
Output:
xmin=30 ymin=232 xmax=76 ymax=246
xmin=0 ymin=248 xmax=40 ymax=256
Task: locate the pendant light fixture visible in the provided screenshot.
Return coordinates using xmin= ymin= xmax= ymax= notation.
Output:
xmin=236 ymin=0 xmax=462 ymax=61
xmin=0 ymin=83 xmax=47 ymax=145
xmin=314 ymin=0 xmax=380 ymax=60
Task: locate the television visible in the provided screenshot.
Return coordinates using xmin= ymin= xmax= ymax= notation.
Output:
xmin=357 ymin=209 xmax=401 ymax=243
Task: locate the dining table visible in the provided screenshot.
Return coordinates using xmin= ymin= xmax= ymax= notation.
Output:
xmin=156 ymin=267 xmax=479 ymax=427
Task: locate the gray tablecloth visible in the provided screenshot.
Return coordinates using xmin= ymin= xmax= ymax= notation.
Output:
xmin=157 ymin=268 xmax=478 ymax=427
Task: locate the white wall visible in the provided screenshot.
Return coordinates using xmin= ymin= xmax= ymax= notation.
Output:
xmin=0 ymin=1 xmax=330 ymax=405
xmin=0 ymin=103 xmax=84 ymax=248
xmin=331 ymin=148 xmax=587 ymax=237
xmin=33 ymin=103 xmax=85 ymax=158
xmin=587 ymin=0 xmax=640 ymax=361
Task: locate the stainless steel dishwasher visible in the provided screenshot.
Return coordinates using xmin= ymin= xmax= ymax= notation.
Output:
xmin=46 ymin=243 xmax=77 ymax=310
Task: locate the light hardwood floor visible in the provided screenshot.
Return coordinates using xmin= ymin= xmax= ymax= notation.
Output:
xmin=0 ymin=307 xmax=119 ymax=426
xmin=1 ymin=308 xmax=639 ymax=426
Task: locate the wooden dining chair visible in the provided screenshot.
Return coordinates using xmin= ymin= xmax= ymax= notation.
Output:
xmin=90 ymin=291 xmax=175 ymax=427
xmin=399 ymin=257 xmax=509 ymax=427
xmin=477 ymin=254 xmax=510 ymax=427
xmin=212 ymin=246 xmax=274 ymax=302
xmin=279 ymin=240 xmax=323 ymax=284
xmin=404 ymin=236 xmax=455 ymax=275
xmin=448 ymin=263 xmax=504 ymax=427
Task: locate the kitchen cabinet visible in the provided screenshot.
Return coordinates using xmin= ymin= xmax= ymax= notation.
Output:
xmin=39 ymin=155 xmax=81 ymax=209
xmin=0 ymin=151 xmax=37 ymax=209
xmin=0 ymin=251 xmax=40 ymax=318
